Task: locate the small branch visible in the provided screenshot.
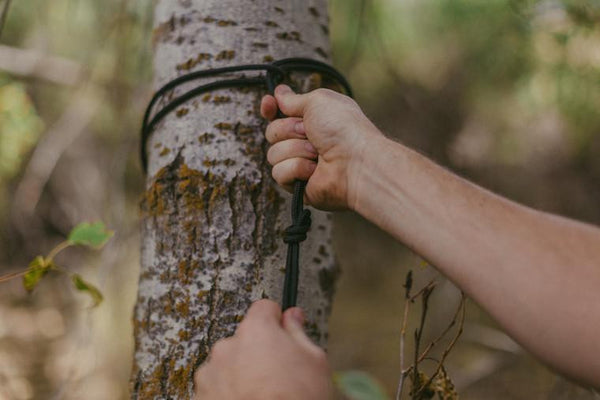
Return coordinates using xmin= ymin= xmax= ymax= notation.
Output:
xmin=0 ymin=268 xmax=28 ymax=283
xmin=415 ymin=292 xmax=466 ymax=398
xmin=396 ymin=287 xmax=411 ymax=399
xmin=0 ymin=44 xmax=84 ymax=86
xmin=12 ymin=84 xmax=99 ymax=220
xmin=410 ymin=280 xmax=437 ymax=303
xmin=46 ymin=241 xmax=72 ymax=262
xmin=417 ymin=293 xmax=465 ymax=363
xmin=397 ymin=278 xmax=437 ymax=399
xmin=411 ymin=285 xmax=435 ymax=399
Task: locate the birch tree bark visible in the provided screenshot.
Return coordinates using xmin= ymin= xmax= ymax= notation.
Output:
xmin=131 ymin=1 xmax=337 ymax=398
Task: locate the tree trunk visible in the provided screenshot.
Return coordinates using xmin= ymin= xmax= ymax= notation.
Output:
xmin=131 ymin=1 xmax=337 ymax=398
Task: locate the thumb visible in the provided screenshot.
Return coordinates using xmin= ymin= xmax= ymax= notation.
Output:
xmin=282 ymin=308 xmax=321 ymax=354
xmin=274 ymin=85 xmax=310 ymax=117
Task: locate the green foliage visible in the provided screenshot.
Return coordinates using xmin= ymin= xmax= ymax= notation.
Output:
xmin=562 ymin=0 xmax=600 ymax=28
xmin=334 ymin=370 xmax=390 ymax=400
xmin=2 ymin=221 xmax=112 ymax=307
xmin=22 ymin=256 xmax=51 ymax=292
xmin=0 ymin=81 xmax=43 ymax=180
xmin=71 ymin=273 xmax=103 ymax=307
xmin=68 ymin=221 xmax=114 ymax=248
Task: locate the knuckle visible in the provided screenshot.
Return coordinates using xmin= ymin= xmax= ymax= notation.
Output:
xmin=312 ymin=87 xmax=355 ymax=108
xmin=311 ymin=88 xmax=332 ymax=98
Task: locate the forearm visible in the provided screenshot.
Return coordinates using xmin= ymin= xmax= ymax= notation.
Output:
xmin=354 ymin=135 xmax=600 ymax=387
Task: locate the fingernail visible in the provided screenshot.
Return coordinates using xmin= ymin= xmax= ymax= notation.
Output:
xmin=304 ymin=141 xmax=317 ymax=155
xmin=294 ymin=121 xmax=305 ymax=135
xmin=290 ymin=308 xmax=305 ymax=325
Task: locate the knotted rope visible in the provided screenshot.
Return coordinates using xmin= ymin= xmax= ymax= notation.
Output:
xmin=140 ymin=57 xmax=353 ymax=311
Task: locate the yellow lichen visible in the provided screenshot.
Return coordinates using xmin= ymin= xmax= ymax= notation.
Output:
xmin=215 ymin=50 xmax=235 ymax=61
xmin=176 ymin=108 xmax=189 ymax=117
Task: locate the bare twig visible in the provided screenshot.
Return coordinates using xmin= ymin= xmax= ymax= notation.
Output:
xmin=0 ymin=269 xmax=28 ymax=283
xmin=12 ymin=84 xmax=99 ymax=220
xmin=414 ymin=292 xmax=466 ymax=398
xmin=46 ymin=241 xmax=72 ymax=262
xmin=417 ymin=293 xmax=466 ymax=364
xmin=411 ymin=285 xmax=435 ymax=399
xmin=397 ymin=281 xmax=466 ymax=400
xmin=397 ymin=277 xmax=437 ymax=400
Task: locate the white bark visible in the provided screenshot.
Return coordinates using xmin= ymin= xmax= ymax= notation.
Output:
xmin=131 ymin=1 xmax=336 ymax=398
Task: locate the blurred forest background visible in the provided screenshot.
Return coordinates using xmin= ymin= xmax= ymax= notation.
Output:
xmin=1 ymin=0 xmax=599 ymax=399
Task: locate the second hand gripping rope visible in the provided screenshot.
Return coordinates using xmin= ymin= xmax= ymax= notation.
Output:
xmin=140 ymin=57 xmax=353 ymax=311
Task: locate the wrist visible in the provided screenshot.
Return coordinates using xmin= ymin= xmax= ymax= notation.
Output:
xmin=346 ymin=128 xmax=391 ymax=213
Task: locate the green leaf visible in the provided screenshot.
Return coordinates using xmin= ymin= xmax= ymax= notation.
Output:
xmin=23 ymin=256 xmax=49 ymax=292
xmin=67 ymin=222 xmax=114 ymax=249
xmin=334 ymin=371 xmax=390 ymax=400
xmin=0 ymin=82 xmax=44 ymax=180
xmin=71 ymin=274 xmax=103 ymax=307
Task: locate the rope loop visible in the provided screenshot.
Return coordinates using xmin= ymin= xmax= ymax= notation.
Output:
xmin=139 ymin=57 xmax=353 ymax=311
xmin=140 ymin=57 xmax=352 ymax=173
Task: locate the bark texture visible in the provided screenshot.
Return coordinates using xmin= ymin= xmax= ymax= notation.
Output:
xmin=131 ymin=1 xmax=337 ymax=398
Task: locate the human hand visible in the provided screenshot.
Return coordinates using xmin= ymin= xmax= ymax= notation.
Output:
xmin=193 ymin=299 xmax=332 ymax=400
xmin=261 ymin=85 xmax=383 ymax=210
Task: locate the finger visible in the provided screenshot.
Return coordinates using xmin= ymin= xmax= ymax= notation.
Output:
xmin=274 ymin=85 xmax=311 ymax=117
xmin=265 ymin=118 xmax=305 ymax=144
xmin=241 ymin=299 xmax=282 ymax=328
xmin=260 ymin=94 xmax=278 ymax=121
xmin=267 ymin=139 xmax=317 ymax=166
xmin=193 ymin=362 xmax=213 ymax=397
xmin=271 ymin=158 xmax=317 ymax=187
xmin=282 ymin=308 xmax=322 ymax=355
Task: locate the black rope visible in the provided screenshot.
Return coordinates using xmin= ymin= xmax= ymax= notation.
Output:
xmin=140 ymin=57 xmax=353 ymax=311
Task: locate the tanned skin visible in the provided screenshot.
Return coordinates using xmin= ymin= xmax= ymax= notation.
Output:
xmin=194 ymin=85 xmax=600 ymax=398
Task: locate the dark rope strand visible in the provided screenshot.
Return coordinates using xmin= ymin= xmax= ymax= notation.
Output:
xmin=139 ymin=57 xmax=352 ymax=311
xmin=281 ymin=180 xmax=311 ymax=310
xmin=141 ymin=58 xmax=352 ymax=172
xmin=141 ymin=77 xmax=266 ymax=169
